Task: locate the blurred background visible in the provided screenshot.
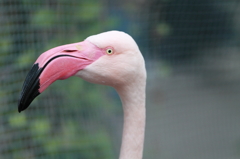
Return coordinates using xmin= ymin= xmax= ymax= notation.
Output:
xmin=0 ymin=0 xmax=240 ymax=158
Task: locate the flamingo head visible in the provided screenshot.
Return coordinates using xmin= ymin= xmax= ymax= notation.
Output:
xmin=18 ymin=31 xmax=146 ymax=112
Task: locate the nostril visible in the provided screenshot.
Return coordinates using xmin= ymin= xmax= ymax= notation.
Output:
xmin=63 ymin=50 xmax=78 ymax=52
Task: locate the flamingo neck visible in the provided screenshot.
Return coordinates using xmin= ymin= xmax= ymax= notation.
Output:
xmin=116 ymin=80 xmax=146 ymax=159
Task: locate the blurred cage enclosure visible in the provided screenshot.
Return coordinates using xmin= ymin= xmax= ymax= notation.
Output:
xmin=0 ymin=0 xmax=239 ymax=159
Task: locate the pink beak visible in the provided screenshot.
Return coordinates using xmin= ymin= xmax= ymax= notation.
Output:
xmin=18 ymin=40 xmax=104 ymax=112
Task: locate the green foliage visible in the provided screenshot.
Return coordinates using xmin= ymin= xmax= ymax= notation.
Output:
xmin=16 ymin=49 xmax=37 ymax=67
xmin=156 ymin=22 xmax=171 ymax=37
xmin=78 ymin=1 xmax=103 ymax=21
xmin=31 ymin=9 xmax=57 ymax=29
xmin=9 ymin=113 xmax=27 ymax=127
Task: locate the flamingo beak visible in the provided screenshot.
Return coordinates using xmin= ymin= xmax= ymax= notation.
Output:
xmin=18 ymin=40 xmax=104 ymax=112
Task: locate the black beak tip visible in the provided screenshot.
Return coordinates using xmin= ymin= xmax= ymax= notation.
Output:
xmin=18 ymin=99 xmax=26 ymax=113
xmin=18 ymin=63 xmax=41 ymax=113
xmin=18 ymin=103 xmax=23 ymax=113
xmin=17 ymin=91 xmax=40 ymax=113
xmin=18 ymin=107 xmax=22 ymax=113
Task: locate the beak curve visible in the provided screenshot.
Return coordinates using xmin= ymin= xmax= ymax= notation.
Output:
xmin=18 ymin=40 xmax=104 ymax=112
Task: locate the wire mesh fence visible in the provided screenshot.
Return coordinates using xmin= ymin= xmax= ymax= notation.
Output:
xmin=0 ymin=0 xmax=239 ymax=159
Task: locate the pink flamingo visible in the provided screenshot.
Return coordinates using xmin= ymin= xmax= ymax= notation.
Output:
xmin=18 ymin=31 xmax=146 ymax=159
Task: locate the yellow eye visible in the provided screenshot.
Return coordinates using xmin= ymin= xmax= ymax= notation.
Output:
xmin=106 ymin=48 xmax=113 ymax=54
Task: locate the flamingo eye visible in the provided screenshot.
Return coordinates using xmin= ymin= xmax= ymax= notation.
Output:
xmin=106 ymin=48 xmax=113 ymax=54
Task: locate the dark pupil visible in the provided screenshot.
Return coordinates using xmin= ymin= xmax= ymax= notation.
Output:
xmin=108 ymin=50 xmax=112 ymax=53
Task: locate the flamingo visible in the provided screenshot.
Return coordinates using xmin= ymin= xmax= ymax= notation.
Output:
xmin=18 ymin=31 xmax=146 ymax=159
